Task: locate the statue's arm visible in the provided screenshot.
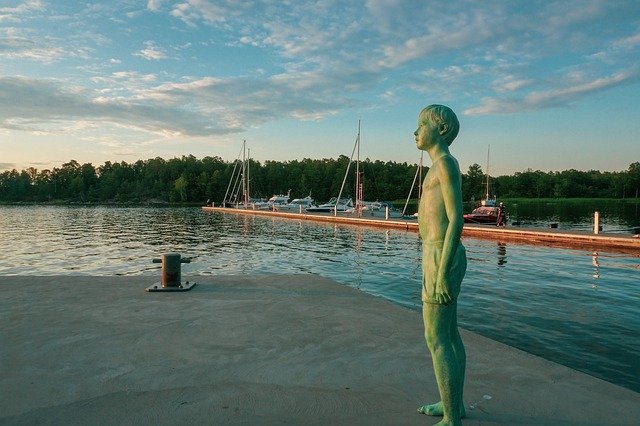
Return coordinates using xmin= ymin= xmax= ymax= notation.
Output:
xmin=435 ymin=156 xmax=464 ymax=304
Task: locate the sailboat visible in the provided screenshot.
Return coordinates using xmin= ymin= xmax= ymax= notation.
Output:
xmin=305 ymin=121 xmax=404 ymax=218
xmin=481 ymin=145 xmax=496 ymax=207
xmin=306 ymin=121 xmax=363 ymax=215
xmin=222 ymin=140 xmax=250 ymax=208
xmin=223 ymin=140 xmax=272 ymax=209
xmin=464 ymin=146 xmax=504 ymax=224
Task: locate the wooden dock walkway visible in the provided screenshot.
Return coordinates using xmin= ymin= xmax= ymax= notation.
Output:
xmin=201 ymin=206 xmax=640 ymax=253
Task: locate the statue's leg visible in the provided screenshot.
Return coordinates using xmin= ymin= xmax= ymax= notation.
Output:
xmin=418 ymin=303 xmax=464 ymax=424
xmin=450 ymin=303 xmax=466 ymax=418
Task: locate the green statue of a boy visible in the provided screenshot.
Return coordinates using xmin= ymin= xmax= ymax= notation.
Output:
xmin=414 ymin=105 xmax=467 ymax=426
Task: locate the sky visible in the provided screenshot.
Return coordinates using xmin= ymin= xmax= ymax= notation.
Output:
xmin=1 ymin=0 xmax=639 ymax=176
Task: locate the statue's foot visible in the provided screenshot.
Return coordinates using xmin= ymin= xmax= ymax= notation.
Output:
xmin=417 ymin=401 xmax=465 ymax=418
xmin=418 ymin=401 xmax=443 ymax=416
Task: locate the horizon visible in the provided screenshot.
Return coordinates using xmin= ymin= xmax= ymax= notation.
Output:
xmin=1 ymin=1 xmax=639 ymax=176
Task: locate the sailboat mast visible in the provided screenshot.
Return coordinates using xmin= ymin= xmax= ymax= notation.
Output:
xmin=355 ymin=120 xmax=363 ymax=214
xmin=418 ymin=151 xmax=423 ymax=199
xmin=485 ymin=144 xmax=491 ymax=201
xmin=402 ymin=153 xmax=423 ymax=217
xmin=242 ymin=140 xmax=248 ymax=208
xmin=335 ymin=122 xmax=360 ymax=216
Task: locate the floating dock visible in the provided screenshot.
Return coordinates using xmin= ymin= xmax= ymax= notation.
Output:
xmin=202 ymin=206 xmax=640 ymax=253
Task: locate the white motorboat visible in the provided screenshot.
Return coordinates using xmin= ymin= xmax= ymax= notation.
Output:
xmin=263 ymin=192 xmax=291 ymax=210
xmin=306 ymin=197 xmax=354 ymax=213
xmin=275 ymin=195 xmax=315 ymax=213
xmin=358 ymin=201 xmax=404 ymax=218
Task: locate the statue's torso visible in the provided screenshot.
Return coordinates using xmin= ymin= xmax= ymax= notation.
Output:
xmin=418 ymin=163 xmax=448 ymax=243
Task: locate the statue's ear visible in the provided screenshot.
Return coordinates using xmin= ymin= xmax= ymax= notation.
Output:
xmin=438 ymin=123 xmax=449 ymax=135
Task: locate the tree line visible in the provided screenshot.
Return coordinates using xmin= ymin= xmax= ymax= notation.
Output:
xmin=1 ymin=155 xmax=639 ymax=205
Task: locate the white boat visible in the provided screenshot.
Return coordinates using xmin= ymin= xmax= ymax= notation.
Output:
xmin=306 ymin=197 xmax=354 ymax=213
xmin=359 ymin=201 xmax=404 ymax=218
xmin=264 ymin=192 xmax=291 ymax=210
xmin=275 ymin=195 xmax=315 ymax=213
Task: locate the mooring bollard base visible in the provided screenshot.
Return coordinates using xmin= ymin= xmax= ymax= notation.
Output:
xmin=145 ymin=281 xmax=197 ymax=292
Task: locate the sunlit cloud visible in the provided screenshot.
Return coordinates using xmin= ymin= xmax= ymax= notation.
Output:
xmin=170 ymin=0 xmax=228 ymax=26
xmin=133 ymin=40 xmax=167 ymax=60
xmin=614 ymin=31 xmax=640 ymax=49
xmin=0 ymin=162 xmax=17 ymax=170
xmin=146 ymin=0 xmax=165 ymax=12
xmin=495 ymin=78 xmax=534 ymax=93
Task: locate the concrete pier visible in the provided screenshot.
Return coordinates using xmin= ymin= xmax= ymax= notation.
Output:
xmin=2 ymin=275 xmax=638 ymax=425
xmin=202 ymin=206 xmax=640 ymax=253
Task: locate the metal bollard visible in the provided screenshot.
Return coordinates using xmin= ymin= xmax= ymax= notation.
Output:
xmin=145 ymin=253 xmax=196 ymax=292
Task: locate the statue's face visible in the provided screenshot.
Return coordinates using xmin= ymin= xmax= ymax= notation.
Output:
xmin=414 ymin=112 xmax=436 ymax=150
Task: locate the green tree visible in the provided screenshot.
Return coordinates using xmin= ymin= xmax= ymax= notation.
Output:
xmin=173 ymin=175 xmax=188 ymax=201
xmin=462 ymin=163 xmax=484 ymax=202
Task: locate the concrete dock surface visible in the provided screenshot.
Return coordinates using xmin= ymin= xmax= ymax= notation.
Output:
xmin=2 ymin=275 xmax=639 ymax=425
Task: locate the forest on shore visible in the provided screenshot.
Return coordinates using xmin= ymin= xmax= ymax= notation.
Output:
xmin=1 ymin=155 xmax=639 ymax=205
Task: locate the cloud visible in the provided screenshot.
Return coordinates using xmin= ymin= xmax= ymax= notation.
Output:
xmin=0 ymin=0 xmax=44 ymax=23
xmin=170 ymin=0 xmax=228 ymax=26
xmin=0 ymin=162 xmax=17 ymax=171
xmin=0 ymin=76 xmax=219 ymax=136
xmin=3 ymin=0 xmax=640 ymax=140
xmin=146 ymin=0 xmax=164 ymax=12
xmin=614 ymin=31 xmax=640 ymax=49
xmin=525 ymin=70 xmax=638 ymax=107
xmin=495 ymin=78 xmax=534 ymax=93
xmin=465 ymin=69 xmax=640 ymax=115
xmin=133 ymin=41 xmax=167 ymax=60
xmin=0 ymin=30 xmax=67 ymax=63
xmin=0 ymin=69 xmax=363 ymax=138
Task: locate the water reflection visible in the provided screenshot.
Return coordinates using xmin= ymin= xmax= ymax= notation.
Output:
xmin=497 ymin=242 xmax=507 ymax=267
xmin=592 ymin=251 xmax=600 ymax=282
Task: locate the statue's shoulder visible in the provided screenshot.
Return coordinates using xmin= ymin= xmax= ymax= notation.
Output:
xmin=432 ymin=154 xmax=460 ymax=172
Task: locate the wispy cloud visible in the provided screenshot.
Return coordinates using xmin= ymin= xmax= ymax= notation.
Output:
xmin=0 ymin=76 xmax=215 ymax=136
xmin=0 ymin=162 xmax=17 ymax=171
xmin=169 ymin=0 xmax=228 ymax=26
xmin=2 ymin=0 xmax=640 ymax=138
xmin=146 ymin=0 xmax=165 ymax=12
xmin=465 ymin=69 xmax=640 ymax=115
xmin=0 ymin=67 xmax=348 ymax=139
xmin=0 ymin=26 xmax=67 ymax=63
xmin=614 ymin=31 xmax=640 ymax=49
xmin=133 ymin=40 xmax=167 ymax=60
xmin=0 ymin=0 xmax=44 ymax=23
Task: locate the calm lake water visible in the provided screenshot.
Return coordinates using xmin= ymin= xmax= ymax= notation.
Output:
xmin=1 ymin=206 xmax=639 ymax=392
xmin=501 ymin=198 xmax=640 ymax=233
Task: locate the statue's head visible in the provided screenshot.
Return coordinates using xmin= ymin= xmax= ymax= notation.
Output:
xmin=419 ymin=105 xmax=459 ymax=146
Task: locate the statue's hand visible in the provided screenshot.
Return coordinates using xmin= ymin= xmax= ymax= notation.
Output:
xmin=435 ymin=277 xmax=454 ymax=305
